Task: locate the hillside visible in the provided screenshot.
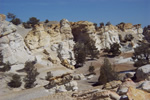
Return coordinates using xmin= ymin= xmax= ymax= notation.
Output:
xmin=1 ymin=14 xmax=150 ymax=100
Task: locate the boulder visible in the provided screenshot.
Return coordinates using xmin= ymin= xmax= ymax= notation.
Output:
xmin=141 ymin=81 xmax=150 ymax=92
xmin=136 ymin=64 xmax=150 ymax=81
xmin=127 ymin=87 xmax=150 ymax=100
xmin=117 ymin=78 xmax=136 ymax=95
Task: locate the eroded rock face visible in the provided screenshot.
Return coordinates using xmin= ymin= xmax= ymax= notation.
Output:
xmin=0 ymin=20 xmax=34 ymax=66
xmin=24 ymin=19 xmax=76 ymax=67
xmin=25 ymin=24 xmax=51 ymax=50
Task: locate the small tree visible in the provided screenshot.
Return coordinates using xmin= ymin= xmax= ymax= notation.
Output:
xmin=109 ymin=43 xmax=121 ymax=56
xmin=27 ymin=17 xmax=40 ymax=27
xmin=124 ymin=34 xmax=134 ymax=42
xmin=100 ymin=22 xmax=104 ymax=28
xmin=7 ymin=13 xmax=16 ymax=20
xmin=74 ymin=42 xmax=86 ymax=67
xmin=132 ymin=43 xmax=150 ymax=68
xmin=11 ymin=18 xmax=22 ymax=25
xmin=85 ymin=39 xmax=99 ymax=60
xmin=23 ymin=61 xmax=39 ymax=89
xmin=106 ymin=21 xmax=111 ymax=26
xmin=8 ymin=74 xmax=22 ymax=88
xmin=88 ymin=63 xmax=95 ymax=75
xmin=45 ymin=71 xmax=53 ymax=81
xmin=93 ymin=23 xmax=97 ymax=30
xmin=98 ymin=58 xmax=118 ymax=85
xmin=0 ymin=61 xmax=11 ymax=72
xmin=45 ymin=19 xmax=49 ymax=23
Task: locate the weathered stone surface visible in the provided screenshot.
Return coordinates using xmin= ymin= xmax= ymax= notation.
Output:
xmin=0 ymin=20 xmax=34 ymax=66
xmin=127 ymin=87 xmax=150 ymax=100
xmin=60 ymin=19 xmax=73 ymax=40
xmin=73 ymin=74 xmax=85 ymax=80
xmin=136 ymin=64 xmax=150 ymax=81
xmin=25 ymin=24 xmax=51 ymax=50
xmin=117 ymin=78 xmax=136 ymax=95
xmin=141 ymin=81 xmax=150 ymax=92
xmin=75 ymin=89 xmax=121 ymax=100
xmin=103 ymin=80 xmax=122 ymax=90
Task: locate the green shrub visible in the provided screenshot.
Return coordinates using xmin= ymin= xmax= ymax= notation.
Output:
xmin=109 ymin=43 xmax=121 ymax=56
xmin=8 ymin=74 xmax=22 ymax=88
xmin=23 ymin=61 xmax=39 ymax=89
xmin=45 ymin=71 xmax=53 ymax=81
xmin=98 ymin=58 xmax=118 ymax=85
xmin=11 ymin=18 xmax=22 ymax=25
xmin=88 ymin=63 xmax=95 ymax=75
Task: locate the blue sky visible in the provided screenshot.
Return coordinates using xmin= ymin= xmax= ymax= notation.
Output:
xmin=0 ymin=0 xmax=149 ymax=27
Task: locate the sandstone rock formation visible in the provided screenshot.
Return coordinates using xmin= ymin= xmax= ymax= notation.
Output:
xmin=0 ymin=19 xmax=34 ymax=69
xmin=127 ymin=87 xmax=150 ymax=100
xmin=25 ymin=19 xmax=76 ymax=67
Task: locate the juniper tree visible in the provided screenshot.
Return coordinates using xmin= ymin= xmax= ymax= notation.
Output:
xmin=98 ymin=58 xmax=118 ymax=85
xmin=109 ymin=43 xmax=121 ymax=56
xmin=74 ymin=42 xmax=86 ymax=67
xmin=23 ymin=61 xmax=39 ymax=89
xmin=85 ymin=39 xmax=99 ymax=60
xmin=8 ymin=74 xmax=22 ymax=88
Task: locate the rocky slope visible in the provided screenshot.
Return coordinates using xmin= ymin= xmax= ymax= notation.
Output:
xmin=1 ymin=13 xmax=150 ymax=100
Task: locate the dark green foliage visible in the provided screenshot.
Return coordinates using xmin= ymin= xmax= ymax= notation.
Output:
xmin=27 ymin=17 xmax=40 ymax=27
xmin=93 ymin=23 xmax=97 ymax=29
xmin=22 ymin=22 xmax=31 ymax=29
xmin=11 ymin=18 xmax=22 ymax=25
xmin=7 ymin=13 xmax=22 ymax=25
xmin=100 ymin=22 xmax=104 ymax=27
xmin=8 ymin=74 xmax=22 ymax=88
xmin=7 ymin=13 xmax=16 ymax=20
xmin=0 ymin=61 xmax=11 ymax=72
xmin=98 ymin=58 xmax=118 ymax=85
xmin=106 ymin=21 xmax=111 ymax=26
xmin=23 ymin=61 xmax=39 ymax=89
xmin=74 ymin=42 xmax=86 ymax=67
xmin=0 ymin=51 xmax=3 ymax=65
xmin=85 ymin=39 xmax=99 ymax=60
xmin=109 ymin=43 xmax=121 ymax=56
xmin=45 ymin=19 xmax=49 ymax=23
xmin=88 ymin=63 xmax=95 ymax=75
xmin=132 ymin=43 xmax=150 ymax=67
xmin=45 ymin=71 xmax=53 ymax=81
xmin=74 ymin=39 xmax=99 ymax=67
xmin=124 ymin=34 xmax=134 ymax=42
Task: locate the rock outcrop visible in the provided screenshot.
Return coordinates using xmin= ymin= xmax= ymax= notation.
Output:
xmin=0 ymin=19 xmax=34 ymax=68
xmin=136 ymin=64 xmax=150 ymax=81
xmin=25 ymin=19 xmax=76 ymax=67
